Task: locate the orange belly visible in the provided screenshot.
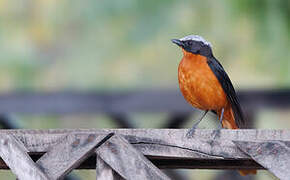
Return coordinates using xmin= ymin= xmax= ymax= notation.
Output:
xmin=178 ymin=54 xmax=228 ymax=111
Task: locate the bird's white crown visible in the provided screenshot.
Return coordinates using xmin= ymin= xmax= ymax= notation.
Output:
xmin=179 ymin=35 xmax=212 ymax=47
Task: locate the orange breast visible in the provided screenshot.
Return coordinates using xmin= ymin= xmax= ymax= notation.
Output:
xmin=178 ymin=53 xmax=229 ymax=111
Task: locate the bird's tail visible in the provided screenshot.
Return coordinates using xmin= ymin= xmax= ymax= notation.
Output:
xmin=217 ymin=107 xmax=257 ymax=176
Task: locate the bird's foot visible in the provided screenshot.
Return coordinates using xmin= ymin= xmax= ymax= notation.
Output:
xmin=212 ymin=126 xmax=226 ymax=139
xmin=186 ymin=127 xmax=197 ymax=138
xmin=211 ymin=129 xmax=221 ymax=139
xmin=218 ymin=123 xmax=224 ymax=130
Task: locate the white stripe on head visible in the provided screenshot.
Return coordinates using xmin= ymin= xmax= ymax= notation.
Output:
xmin=179 ymin=35 xmax=212 ymax=47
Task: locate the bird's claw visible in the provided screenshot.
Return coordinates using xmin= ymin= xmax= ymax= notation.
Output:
xmin=186 ymin=128 xmax=196 ymax=138
xmin=218 ymin=123 xmax=223 ymax=130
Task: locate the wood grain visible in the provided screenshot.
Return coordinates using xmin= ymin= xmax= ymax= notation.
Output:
xmin=234 ymin=140 xmax=290 ymax=180
xmin=96 ymin=134 xmax=170 ymax=180
xmin=0 ymin=129 xmax=288 ymax=170
xmin=0 ymin=134 xmax=49 ymax=180
xmin=96 ymin=155 xmax=123 ymax=180
xmin=36 ymin=133 xmax=113 ymax=180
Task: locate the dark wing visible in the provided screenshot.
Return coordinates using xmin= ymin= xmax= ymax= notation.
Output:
xmin=207 ymin=57 xmax=245 ymax=128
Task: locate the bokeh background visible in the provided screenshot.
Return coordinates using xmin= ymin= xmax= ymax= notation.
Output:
xmin=0 ymin=0 xmax=289 ymax=179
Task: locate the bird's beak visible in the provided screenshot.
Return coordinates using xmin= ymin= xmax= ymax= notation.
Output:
xmin=171 ymin=39 xmax=184 ymax=47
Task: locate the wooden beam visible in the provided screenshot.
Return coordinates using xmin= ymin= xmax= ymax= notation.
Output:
xmin=96 ymin=134 xmax=170 ymax=180
xmin=0 ymin=134 xmax=49 ymax=180
xmin=0 ymin=129 xmax=287 ymax=170
xmin=96 ymin=155 xmax=122 ymax=180
xmin=36 ymin=133 xmax=113 ymax=180
xmin=0 ymin=154 xmax=262 ymax=170
xmin=9 ymin=129 xmax=290 ymax=159
xmin=0 ymin=89 xmax=288 ymax=114
xmin=234 ymin=140 xmax=290 ymax=180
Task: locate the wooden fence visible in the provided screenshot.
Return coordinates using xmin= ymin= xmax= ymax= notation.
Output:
xmin=0 ymin=129 xmax=289 ymax=180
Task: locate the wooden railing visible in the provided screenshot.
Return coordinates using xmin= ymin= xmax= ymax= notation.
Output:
xmin=0 ymin=129 xmax=289 ymax=180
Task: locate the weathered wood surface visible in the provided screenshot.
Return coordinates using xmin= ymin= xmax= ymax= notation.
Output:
xmin=0 ymin=89 xmax=289 ymax=114
xmin=96 ymin=155 xmax=123 ymax=180
xmin=0 ymin=134 xmax=49 ymax=180
xmin=10 ymin=129 xmax=290 ymax=158
xmin=234 ymin=140 xmax=290 ymax=180
xmin=36 ymin=133 xmax=112 ymax=180
xmin=0 ymin=129 xmax=287 ymax=170
xmin=96 ymin=134 xmax=170 ymax=180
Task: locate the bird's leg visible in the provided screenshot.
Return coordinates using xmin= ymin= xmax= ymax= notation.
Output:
xmin=212 ymin=108 xmax=225 ymax=139
xmin=192 ymin=110 xmax=208 ymax=129
xmin=186 ymin=110 xmax=208 ymax=137
xmin=218 ymin=108 xmax=224 ymax=129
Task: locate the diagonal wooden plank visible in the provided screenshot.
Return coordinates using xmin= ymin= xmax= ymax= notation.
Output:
xmin=96 ymin=155 xmax=123 ymax=180
xmin=234 ymin=140 xmax=290 ymax=180
xmin=96 ymin=134 xmax=170 ymax=180
xmin=0 ymin=134 xmax=49 ymax=180
xmin=37 ymin=133 xmax=113 ymax=180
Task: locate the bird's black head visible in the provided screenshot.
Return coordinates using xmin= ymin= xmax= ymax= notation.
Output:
xmin=171 ymin=35 xmax=213 ymax=57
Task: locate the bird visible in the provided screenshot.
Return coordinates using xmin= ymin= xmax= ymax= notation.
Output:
xmin=172 ymin=35 xmax=256 ymax=176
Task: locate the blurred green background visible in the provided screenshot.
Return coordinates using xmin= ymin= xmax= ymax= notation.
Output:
xmin=0 ymin=0 xmax=289 ymax=179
